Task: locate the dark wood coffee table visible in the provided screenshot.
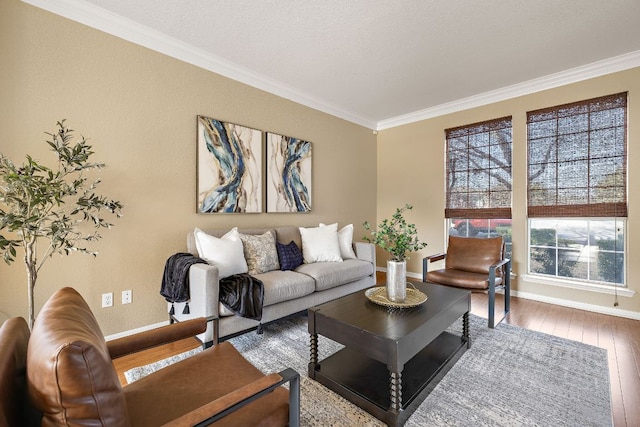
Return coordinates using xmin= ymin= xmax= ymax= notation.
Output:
xmin=308 ymin=281 xmax=470 ymax=426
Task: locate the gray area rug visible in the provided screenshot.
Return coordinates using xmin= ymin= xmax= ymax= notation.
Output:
xmin=126 ymin=313 xmax=612 ymax=426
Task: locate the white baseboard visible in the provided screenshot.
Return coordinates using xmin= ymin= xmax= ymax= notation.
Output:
xmin=378 ymin=266 xmax=640 ymax=321
xmin=105 ymin=320 xmax=169 ymax=341
xmin=511 ymin=290 xmax=640 ymax=321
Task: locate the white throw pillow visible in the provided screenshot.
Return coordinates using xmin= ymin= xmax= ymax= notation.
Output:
xmin=299 ymin=224 xmax=342 ymax=263
xmin=320 ymin=223 xmax=357 ymax=259
xmin=193 ymin=227 xmax=248 ymax=278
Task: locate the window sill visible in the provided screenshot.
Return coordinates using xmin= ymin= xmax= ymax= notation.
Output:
xmin=520 ymin=274 xmax=636 ymax=297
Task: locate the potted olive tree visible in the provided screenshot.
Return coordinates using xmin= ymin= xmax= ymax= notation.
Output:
xmin=363 ymin=204 xmax=426 ymax=302
xmin=0 ymin=120 xmax=123 ymax=328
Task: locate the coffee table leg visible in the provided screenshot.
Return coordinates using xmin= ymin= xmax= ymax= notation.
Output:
xmin=390 ymin=370 xmax=402 ymax=412
xmin=309 ymin=333 xmax=318 ymax=378
xmin=310 ymin=333 xmax=318 ymax=364
xmin=463 ymin=311 xmax=471 ymax=348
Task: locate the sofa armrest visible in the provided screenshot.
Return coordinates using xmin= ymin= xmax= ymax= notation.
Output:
xmin=108 ymin=318 xmax=207 ymax=359
xmin=168 ymin=263 xmax=221 ymax=345
xmin=353 ymin=241 xmax=376 ymax=266
xmin=189 ymin=263 xmax=220 ymax=319
xmin=160 ymin=369 xmax=300 ymax=427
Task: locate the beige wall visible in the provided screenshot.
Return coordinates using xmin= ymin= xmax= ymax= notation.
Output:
xmin=378 ymin=68 xmax=640 ymax=315
xmin=2 ymin=0 xmax=637 ymax=334
xmin=0 ymin=0 xmax=377 ymax=334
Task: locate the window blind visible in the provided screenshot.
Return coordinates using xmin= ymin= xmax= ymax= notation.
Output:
xmin=527 ymin=92 xmax=627 ymax=218
xmin=445 ymin=117 xmax=512 ymax=219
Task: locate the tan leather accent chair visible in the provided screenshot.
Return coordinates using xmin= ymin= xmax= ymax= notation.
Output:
xmin=423 ymin=236 xmax=511 ymax=328
xmin=13 ymin=287 xmax=299 ymax=427
xmin=0 ymin=316 xmax=41 ymax=426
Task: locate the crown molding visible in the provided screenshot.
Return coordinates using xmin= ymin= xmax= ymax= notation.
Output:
xmin=21 ymin=1 xmax=640 ymax=132
xmin=21 ymin=0 xmax=378 ymax=130
xmin=377 ymin=50 xmax=640 ymax=131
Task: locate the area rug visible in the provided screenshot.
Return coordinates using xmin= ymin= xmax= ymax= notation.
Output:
xmin=125 ymin=314 xmax=612 ymax=426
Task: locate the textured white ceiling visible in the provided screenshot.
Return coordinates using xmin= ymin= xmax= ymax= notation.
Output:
xmin=25 ymin=0 xmax=640 ymax=129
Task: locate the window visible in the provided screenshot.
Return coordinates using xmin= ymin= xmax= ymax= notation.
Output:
xmin=527 ymin=92 xmax=627 ymax=286
xmin=529 ymin=219 xmax=624 ymax=285
xmin=445 ymin=117 xmax=512 ymax=257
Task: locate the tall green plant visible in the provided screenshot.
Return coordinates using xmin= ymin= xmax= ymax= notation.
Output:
xmin=0 ymin=120 xmax=123 ymax=328
xmin=363 ymin=204 xmax=427 ymax=262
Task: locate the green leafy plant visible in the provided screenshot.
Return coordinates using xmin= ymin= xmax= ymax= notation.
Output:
xmin=363 ymin=204 xmax=427 ymax=262
xmin=0 ymin=120 xmax=123 ymax=328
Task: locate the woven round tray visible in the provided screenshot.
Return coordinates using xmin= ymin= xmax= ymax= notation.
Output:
xmin=365 ymin=285 xmax=428 ymax=308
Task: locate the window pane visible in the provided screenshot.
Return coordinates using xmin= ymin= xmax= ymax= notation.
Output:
xmin=528 ymin=218 xmax=625 ymax=286
xmin=557 ymin=248 xmax=584 ymax=279
xmin=530 ymin=247 xmax=556 ymax=275
xmin=530 ymin=220 xmax=556 ymax=246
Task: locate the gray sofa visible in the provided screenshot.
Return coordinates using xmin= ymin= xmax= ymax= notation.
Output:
xmin=170 ymin=226 xmax=376 ymax=345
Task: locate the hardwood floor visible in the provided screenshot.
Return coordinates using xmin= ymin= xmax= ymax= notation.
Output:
xmin=113 ymin=276 xmax=640 ymax=426
xmin=470 ymin=292 xmax=640 ymax=427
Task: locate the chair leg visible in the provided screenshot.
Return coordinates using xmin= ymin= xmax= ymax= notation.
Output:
xmin=504 ymin=260 xmax=511 ymax=314
xmin=288 ymin=370 xmax=301 ymax=427
xmin=488 ymin=281 xmax=496 ymax=329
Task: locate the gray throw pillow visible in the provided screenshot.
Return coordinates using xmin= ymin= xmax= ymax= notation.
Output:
xmin=239 ymin=232 xmax=280 ymax=274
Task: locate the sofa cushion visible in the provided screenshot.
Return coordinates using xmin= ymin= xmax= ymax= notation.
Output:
xmin=239 ymin=231 xmax=280 ymax=274
xmin=320 ymin=223 xmax=357 ymax=259
xmin=276 ymin=240 xmax=304 ymax=271
xmin=275 ymin=226 xmax=302 ymax=249
xmin=27 ymin=287 xmax=129 ymax=427
xmin=299 ymin=224 xmax=342 ymax=263
xmin=253 ymin=270 xmax=315 ymax=306
xmin=297 ymin=259 xmax=375 ymax=291
xmin=194 ymin=228 xmax=248 ymax=279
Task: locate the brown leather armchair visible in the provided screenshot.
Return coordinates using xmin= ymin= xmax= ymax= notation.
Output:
xmin=0 ymin=316 xmax=40 ymax=427
xmin=423 ymin=236 xmax=511 ymax=328
xmin=5 ymin=287 xmax=300 ymax=427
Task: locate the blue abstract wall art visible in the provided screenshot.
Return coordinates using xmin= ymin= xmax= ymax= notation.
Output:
xmin=266 ymin=132 xmax=312 ymax=213
xmin=197 ymin=116 xmax=262 ymax=213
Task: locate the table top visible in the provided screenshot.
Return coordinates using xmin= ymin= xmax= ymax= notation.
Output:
xmin=309 ymin=281 xmax=470 ymax=341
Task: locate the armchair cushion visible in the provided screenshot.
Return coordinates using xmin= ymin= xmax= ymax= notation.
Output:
xmin=27 ymin=287 xmax=129 ymax=427
xmin=124 ymin=342 xmax=289 ymax=427
xmin=426 ymin=268 xmax=502 ymax=290
xmin=445 ymin=235 xmax=504 ymax=276
xmin=0 ymin=317 xmax=39 ymax=427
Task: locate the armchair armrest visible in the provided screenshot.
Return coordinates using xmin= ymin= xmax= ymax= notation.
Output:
xmin=424 ymin=252 xmax=447 ymax=263
xmin=108 ymin=318 xmax=207 ymax=359
xmin=161 ymin=368 xmax=301 ymax=427
xmin=488 ymin=257 xmax=511 ymax=286
xmin=422 ymin=252 xmax=447 ymax=282
xmin=490 ymin=257 xmax=511 ymax=271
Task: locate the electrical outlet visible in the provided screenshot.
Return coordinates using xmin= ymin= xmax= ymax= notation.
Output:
xmin=101 ymin=292 xmax=113 ymax=308
xmin=122 ymin=290 xmax=132 ymax=304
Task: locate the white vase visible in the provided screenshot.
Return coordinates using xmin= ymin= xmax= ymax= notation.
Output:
xmin=386 ymin=260 xmax=407 ymax=302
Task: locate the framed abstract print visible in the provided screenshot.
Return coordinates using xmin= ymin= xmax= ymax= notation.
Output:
xmin=266 ymin=132 xmax=312 ymax=212
xmin=197 ymin=116 xmax=262 ymax=213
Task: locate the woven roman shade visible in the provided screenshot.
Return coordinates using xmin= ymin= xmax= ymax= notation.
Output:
xmin=527 ymin=92 xmax=627 ymax=218
xmin=445 ymin=117 xmax=512 ymax=219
